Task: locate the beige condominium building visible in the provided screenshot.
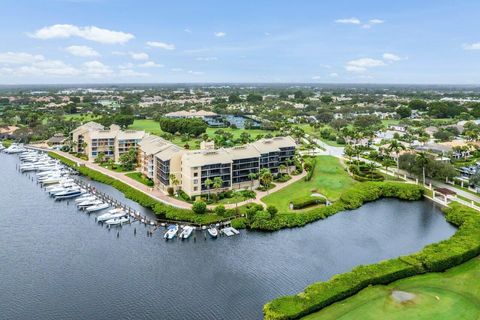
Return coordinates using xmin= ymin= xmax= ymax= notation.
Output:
xmin=141 ymin=135 xmax=296 ymax=197
xmin=71 ymin=122 xmax=145 ymax=162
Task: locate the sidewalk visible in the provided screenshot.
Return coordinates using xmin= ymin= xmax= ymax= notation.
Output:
xmin=47 ymin=149 xmax=307 ymax=210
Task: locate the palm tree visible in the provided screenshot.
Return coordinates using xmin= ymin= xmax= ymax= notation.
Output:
xmin=387 ymin=139 xmax=405 ymax=176
xmin=416 ymin=152 xmax=429 ymax=185
xmin=169 ymin=174 xmax=180 ymax=194
xmin=212 ymin=176 xmax=224 ymax=201
xmin=367 ymin=162 xmax=377 ymax=180
xmin=204 ymin=178 xmax=213 ymax=200
xmin=286 ymin=158 xmax=293 ymax=174
xmin=259 ymin=168 xmax=273 ymax=194
xmin=247 ymin=172 xmax=257 ymax=190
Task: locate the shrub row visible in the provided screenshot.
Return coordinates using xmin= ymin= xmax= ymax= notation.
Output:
xmin=49 ymin=152 xmax=226 ymax=224
xmin=291 ymin=196 xmax=326 ymax=210
xmin=263 ymin=202 xmax=480 ymax=319
xmin=352 ymin=173 xmax=384 ymax=182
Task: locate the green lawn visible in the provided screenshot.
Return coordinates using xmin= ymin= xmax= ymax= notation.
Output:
xmin=262 ymin=156 xmax=356 ymax=212
xmin=382 ymin=119 xmax=401 ymax=127
xmin=303 ymin=257 xmax=480 ymax=320
xmin=64 ymin=114 xmax=101 ymax=121
xmin=125 ymin=172 xmax=154 ymax=187
xmin=129 ymin=119 xmax=278 ymax=149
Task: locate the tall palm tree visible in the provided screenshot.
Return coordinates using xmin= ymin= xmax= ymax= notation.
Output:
xmin=247 ymin=172 xmax=257 ymax=190
xmin=285 ymin=158 xmax=293 ymax=174
xmin=367 ymin=162 xmax=377 ymax=180
xmin=169 ymin=174 xmax=180 ymax=193
xmin=259 ymin=168 xmax=273 ymax=194
xmin=416 ymin=152 xmax=429 ymax=185
xmin=204 ymin=178 xmax=213 ymax=200
xmin=387 ymin=139 xmax=405 ymax=176
xmin=212 ymin=176 xmax=224 ymax=201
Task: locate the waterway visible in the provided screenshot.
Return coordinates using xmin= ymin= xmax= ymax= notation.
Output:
xmin=0 ymin=152 xmax=457 ymax=320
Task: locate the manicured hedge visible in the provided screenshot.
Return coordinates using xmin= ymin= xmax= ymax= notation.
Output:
xmin=263 ymin=202 xmax=480 ymax=319
xmin=49 ymin=152 xmax=225 ymax=224
xmin=291 ymin=196 xmax=326 ymax=209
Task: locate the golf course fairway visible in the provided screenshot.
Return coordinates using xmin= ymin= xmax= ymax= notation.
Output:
xmin=303 ymin=257 xmax=480 ymax=320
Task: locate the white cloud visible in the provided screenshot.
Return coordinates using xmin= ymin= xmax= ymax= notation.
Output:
xmin=65 ymin=45 xmax=99 ymax=57
xmin=312 ymin=75 xmax=321 ymax=80
xmin=329 ymin=72 xmax=339 ymax=77
xmin=83 ymin=60 xmax=113 ymax=77
xmin=130 ymin=52 xmax=149 ymax=60
xmin=345 ymin=58 xmax=385 ymax=72
xmin=264 ymin=32 xmax=271 ymax=36
xmin=138 ymin=61 xmax=164 ymax=68
xmin=383 ymin=53 xmax=402 ymax=61
xmin=171 ymin=68 xmax=182 ymax=72
xmin=369 ymin=19 xmax=384 ymax=24
xmin=184 ymin=28 xmax=192 ymax=33
xmin=0 ymin=52 xmax=45 ymax=64
xmin=29 ymin=24 xmax=134 ymax=44
xmin=119 ymin=69 xmax=149 ymax=77
xmin=188 ymin=70 xmax=204 ymax=75
xmin=195 ymin=57 xmax=218 ymax=61
xmin=214 ymin=31 xmax=226 ymax=37
xmin=147 ymin=41 xmax=175 ymax=50
xmin=118 ymin=62 xmax=135 ymax=69
xmin=335 ymin=18 xmax=361 ymax=24
xmin=345 ymin=65 xmax=367 ymax=72
xmin=463 ymin=42 xmax=480 ymax=50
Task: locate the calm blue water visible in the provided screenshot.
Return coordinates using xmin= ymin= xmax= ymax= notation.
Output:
xmin=0 ymin=153 xmax=456 ymax=320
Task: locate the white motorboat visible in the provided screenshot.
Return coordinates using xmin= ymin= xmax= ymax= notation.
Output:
xmin=105 ymin=217 xmax=129 ymax=226
xmin=51 ymin=187 xmax=81 ymax=197
xmin=86 ymin=203 xmax=109 ymax=212
xmin=48 ymin=184 xmax=78 ymax=195
xmin=4 ymin=145 xmax=26 ymax=154
xmin=77 ymin=199 xmax=103 ymax=208
xmin=96 ymin=211 xmax=126 ymax=222
xmin=180 ymin=226 xmax=194 ymax=239
xmin=164 ymin=225 xmax=179 ymax=240
xmin=74 ymin=195 xmax=95 ymax=203
xmin=207 ymin=226 xmax=218 ymax=238
xmin=54 ymin=189 xmax=83 ymax=200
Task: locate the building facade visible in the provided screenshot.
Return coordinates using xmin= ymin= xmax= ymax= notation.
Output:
xmin=142 ymin=136 xmax=296 ymax=197
xmin=71 ymin=122 xmax=145 ymax=162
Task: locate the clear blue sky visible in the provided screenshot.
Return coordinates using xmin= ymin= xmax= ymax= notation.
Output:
xmin=1 ymin=0 xmax=480 ymax=84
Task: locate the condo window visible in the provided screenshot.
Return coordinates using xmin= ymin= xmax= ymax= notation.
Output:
xmin=194 ymin=172 xmax=198 ymax=177
xmin=194 ymin=187 xmax=198 ymax=191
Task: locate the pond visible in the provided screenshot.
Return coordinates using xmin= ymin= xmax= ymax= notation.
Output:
xmin=0 ymin=153 xmax=456 ymax=320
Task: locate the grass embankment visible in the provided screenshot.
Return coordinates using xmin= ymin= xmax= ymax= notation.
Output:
xmin=125 ymin=172 xmax=154 ymax=187
xmin=49 ymin=152 xmax=229 ymax=225
xmin=303 ymin=257 xmax=480 ymax=320
xmin=264 ymin=203 xmax=480 ymax=319
xmin=262 ymin=156 xmax=355 ymax=212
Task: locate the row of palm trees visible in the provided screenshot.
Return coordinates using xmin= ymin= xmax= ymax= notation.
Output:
xmin=344 ymin=138 xmax=432 ymax=185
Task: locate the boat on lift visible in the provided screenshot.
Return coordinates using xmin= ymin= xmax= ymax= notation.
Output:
xmin=180 ymin=226 xmax=194 ymax=239
xmin=207 ymin=226 xmax=218 ymax=238
xmin=164 ymin=225 xmax=179 ymax=240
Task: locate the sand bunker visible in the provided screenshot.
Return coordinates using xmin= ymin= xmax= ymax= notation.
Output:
xmin=391 ymin=290 xmax=416 ymax=303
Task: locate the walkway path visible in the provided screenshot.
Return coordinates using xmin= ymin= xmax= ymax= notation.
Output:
xmin=42 ymin=148 xmax=307 ymax=210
